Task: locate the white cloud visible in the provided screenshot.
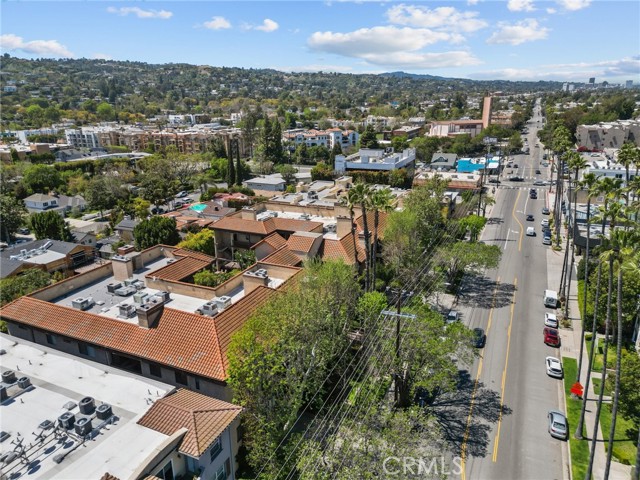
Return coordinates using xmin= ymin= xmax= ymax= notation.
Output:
xmin=546 ymin=7 xmax=557 ymax=13
xmin=469 ymin=56 xmax=639 ymax=81
xmin=507 ymin=0 xmax=536 ymax=12
xmin=92 ymin=53 xmax=113 ymax=60
xmin=556 ymin=0 xmax=591 ymax=11
xmin=203 ymin=16 xmax=231 ymax=30
xmin=386 ymin=5 xmax=487 ymax=33
xmin=0 ymin=33 xmax=74 ymax=57
xmin=467 ymin=0 xmax=480 ymax=4
xmin=255 ymin=19 xmax=279 ymax=32
xmin=486 ymin=19 xmax=549 ymax=45
xmin=308 ymin=26 xmax=479 ymax=69
xmin=106 ymin=7 xmax=173 ymax=19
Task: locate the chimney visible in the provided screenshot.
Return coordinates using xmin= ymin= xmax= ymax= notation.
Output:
xmin=111 ymin=255 xmax=134 ymax=281
xmin=241 ymin=207 xmax=257 ymax=221
xmin=117 ymin=244 xmax=136 ymax=256
xmin=243 ymin=269 xmax=269 ymax=294
xmin=137 ymin=298 xmax=164 ymax=328
xmin=336 ymin=215 xmax=352 ymax=238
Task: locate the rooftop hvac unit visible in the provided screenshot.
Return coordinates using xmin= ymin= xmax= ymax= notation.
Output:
xmin=58 ymin=412 xmax=75 ymax=430
xmin=198 ymin=302 xmax=219 ymax=317
xmin=133 ymin=280 xmax=145 ymax=290
xmin=118 ymin=303 xmax=136 ymax=318
xmin=254 ymin=269 xmax=268 ymax=278
xmin=96 ymin=403 xmax=113 ymax=420
xmin=133 ymin=292 xmax=149 ymax=304
xmin=71 ymin=297 xmax=94 ymax=311
xmin=114 ymin=285 xmax=136 ymax=297
xmin=123 ymin=277 xmax=136 ymax=286
xmin=155 ymin=291 xmax=171 ymax=303
xmin=79 ymin=396 xmax=95 ymax=415
xmin=17 ymin=377 xmax=30 ymax=389
xmin=107 ymin=282 xmax=123 ymax=294
xmin=2 ymin=370 xmax=17 ymax=384
xmin=214 ymin=296 xmax=232 ymax=310
xmin=75 ymin=417 xmax=92 ymax=437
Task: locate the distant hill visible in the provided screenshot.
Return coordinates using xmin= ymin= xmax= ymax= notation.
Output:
xmin=379 ymin=71 xmax=452 ymax=81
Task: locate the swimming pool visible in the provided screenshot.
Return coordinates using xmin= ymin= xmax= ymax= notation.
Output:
xmin=189 ymin=203 xmax=207 ymax=212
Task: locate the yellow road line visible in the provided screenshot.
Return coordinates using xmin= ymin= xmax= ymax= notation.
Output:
xmin=460 ymin=275 xmax=500 ymax=479
xmin=493 ymin=277 xmax=517 ymax=463
xmin=511 ymin=190 xmax=524 ymax=251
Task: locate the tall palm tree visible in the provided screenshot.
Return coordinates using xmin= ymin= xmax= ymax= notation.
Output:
xmin=341 ymin=187 xmax=360 ymax=274
xmin=574 ymin=173 xmax=599 ymax=386
xmin=604 ymin=229 xmax=638 ymax=479
xmin=585 ymin=243 xmax=616 ymax=480
xmin=370 ymin=188 xmax=394 ymax=288
xmin=617 ymin=142 xmax=640 ymax=208
xmin=562 ymin=152 xmax=589 ymax=317
xmin=350 ymin=182 xmax=373 ymax=291
xmin=594 ymin=177 xmax=624 ymax=235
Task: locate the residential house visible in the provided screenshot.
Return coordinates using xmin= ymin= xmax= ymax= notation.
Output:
xmin=115 ymin=217 xmax=140 ymax=242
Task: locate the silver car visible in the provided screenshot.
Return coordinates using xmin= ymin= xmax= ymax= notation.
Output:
xmin=545 ymin=356 xmax=563 ymax=378
xmin=547 ymin=410 xmax=568 ymax=439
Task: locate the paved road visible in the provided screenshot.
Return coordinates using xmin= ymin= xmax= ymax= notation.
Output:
xmin=452 ymin=102 xmax=568 ymax=480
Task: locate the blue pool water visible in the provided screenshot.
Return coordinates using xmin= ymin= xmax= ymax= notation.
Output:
xmin=189 ymin=203 xmax=207 ymax=212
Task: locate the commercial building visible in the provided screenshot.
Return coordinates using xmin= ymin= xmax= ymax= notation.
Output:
xmin=576 ymin=120 xmax=640 ymax=150
xmin=334 ymin=148 xmax=415 ymax=174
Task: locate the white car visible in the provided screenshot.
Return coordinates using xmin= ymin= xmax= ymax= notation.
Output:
xmin=526 ymin=227 xmax=536 ymax=236
xmin=446 ymin=311 xmax=460 ymax=324
xmin=545 ymin=312 xmax=558 ymax=328
xmin=541 ymin=219 xmax=549 ymax=227
xmin=546 ymin=357 xmax=563 ymax=378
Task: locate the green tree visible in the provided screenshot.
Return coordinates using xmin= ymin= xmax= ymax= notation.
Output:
xmin=139 ymin=170 xmax=174 ymax=209
xmin=370 ymin=188 xmax=394 ymax=287
xmin=382 ymin=208 xmax=423 ymax=285
xmin=133 ymin=216 xmax=180 ymax=250
xmin=359 ymin=124 xmax=379 ymax=149
xmin=22 ymin=164 xmax=62 ymax=193
xmin=391 ymin=135 xmax=409 ymax=152
xmin=459 ymin=214 xmax=487 ymax=242
xmin=0 ymin=195 xmax=28 ymax=242
xmin=233 ymin=249 xmax=256 ymax=269
xmin=132 ymin=197 xmax=151 ymax=220
xmin=437 ymin=241 xmax=502 ymax=285
xmin=0 ymin=269 xmax=51 ymax=306
xmin=276 ymin=164 xmax=297 ymax=186
xmin=193 ymin=269 xmax=235 ymax=287
xmin=310 ymin=161 xmax=333 ymax=181
xmin=30 ymin=210 xmax=73 ymax=241
xmin=177 ymin=228 xmax=215 ymax=256
xmin=84 ymin=176 xmax=128 ymax=219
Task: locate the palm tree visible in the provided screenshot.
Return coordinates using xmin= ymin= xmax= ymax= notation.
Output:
xmin=617 ymin=142 xmax=639 ymax=208
xmin=370 ymin=188 xmax=394 ymax=288
xmin=341 ymin=187 xmax=360 ymax=272
xmin=562 ymin=151 xmax=589 ymax=318
xmin=574 ymin=173 xmax=598 ymax=384
xmin=350 ymin=182 xmax=373 ymax=291
xmin=604 ymin=229 xmax=638 ymax=479
xmin=594 ymin=177 xmax=624 ymax=235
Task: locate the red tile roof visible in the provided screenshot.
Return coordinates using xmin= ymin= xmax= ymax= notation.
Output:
xmin=212 ymin=216 xmax=323 ymax=236
xmin=286 ymin=233 xmax=319 ymax=253
xmin=0 ymin=286 xmax=276 ymax=382
xmin=273 ymin=217 xmax=323 ymax=233
xmin=251 ymin=233 xmax=287 ymax=251
xmin=320 ymin=235 xmax=365 ymax=265
xmin=355 ymin=211 xmax=388 ymax=240
xmin=137 ymin=389 xmax=242 ymax=457
xmin=260 ymin=246 xmax=303 ymax=267
xmin=147 ymin=256 xmax=211 ymax=282
xmin=172 ymin=248 xmax=216 ymax=263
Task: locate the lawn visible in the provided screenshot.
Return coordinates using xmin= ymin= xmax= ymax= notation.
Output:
xmin=563 ymin=357 xmax=590 ymax=480
xmin=599 ymin=402 xmax=638 ymax=466
xmin=591 ymin=377 xmax=612 ymax=397
xmin=585 ymin=338 xmax=623 ymax=373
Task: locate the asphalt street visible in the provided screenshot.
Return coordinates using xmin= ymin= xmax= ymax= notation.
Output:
xmin=452 ymin=103 xmax=568 ymax=480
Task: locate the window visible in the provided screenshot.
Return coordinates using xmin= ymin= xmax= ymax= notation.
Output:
xmin=157 ymin=461 xmax=174 ymax=480
xmin=195 ymin=377 xmax=201 ymax=390
xmin=149 ymin=363 xmax=162 ymax=378
xmin=174 ymin=370 xmax=188 ymax=385
xmin=210 ymin=437 xmax=222 ymax=463
xmin=214 ymin=463 xmax=226 ymax=480
xmin=46 ymin=334 xmax=57 ymax=345
xmin=78 ymin=343 xmax=96 ymax=357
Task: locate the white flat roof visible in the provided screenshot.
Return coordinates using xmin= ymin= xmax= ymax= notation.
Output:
xmin=0 ymin=334 xmax=173 ymax=480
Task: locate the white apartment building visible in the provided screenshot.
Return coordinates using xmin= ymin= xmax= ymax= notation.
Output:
xmin=283 ymin=128 xmax=359 ymax=150
xmin=576 ymin=120 xmax=640 ymax=150
xmin=65 ymin=127 xmax=104 ymax=149
xmin=335 ymin=148 xmax=415 ymax=174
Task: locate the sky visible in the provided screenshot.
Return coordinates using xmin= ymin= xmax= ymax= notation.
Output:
xmin=1 ymin=1 xmax=639 ymax=83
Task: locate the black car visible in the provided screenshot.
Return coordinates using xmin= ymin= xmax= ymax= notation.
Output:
xmin=526 ymin=214 xmax=534 ymax=221
xmin=472 ymin=328 xmax=486 ymax=348
xmin=513 ymin=164 xmax=519 ymax=168
xmin=509 ymin=176 xmax=524 ymax=182
xmin=530 ymin=193 xmax=538 ymax=199
xmin=488 ymin=178 xmax=501 ymax=184
xmin=536 ymin=169 xmax=542 ymax=174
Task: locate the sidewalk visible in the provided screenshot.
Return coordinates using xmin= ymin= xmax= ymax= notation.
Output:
xmin=546 ymin=210 xmax=632 ymax=479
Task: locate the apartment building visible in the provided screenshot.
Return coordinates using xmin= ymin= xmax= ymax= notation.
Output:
xmin=334 ymin=148 xmax=416 ymax=174
xmin=576 ymin=120 xmax=640 ymax=150
xmin=283 ymin=128 xmax=359 ymax=150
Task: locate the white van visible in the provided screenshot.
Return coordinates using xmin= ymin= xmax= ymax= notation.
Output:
xmin=544 ymin=289 xmax=558 ymax=308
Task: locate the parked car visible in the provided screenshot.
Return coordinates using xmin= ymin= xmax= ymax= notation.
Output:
xmin=544 ymin=312 xmax=559 ymax=328
xmin=183 ymin=197 xmax=193 ymax=204
xmin=542 ymin=236 xmax=552 ymax=245
xmin=547 ymin=410 xmax=568 ymax=440
xmin=543 ymin=327 xmax=560 ymax=347
xmin=176 ymin=191 xmax=188 ymax=198
xmin=541 ymin=219 xmax=549 ymax=227
xmin=472 ymin=328 xmax=486 ymax=348
xmin=545 ymin=357 xmax=564 ymax=378
xmin=526 ymin=214 xmax=534 ymax=221
xmin=151 ymin=207 xmax=165 ymax=214
xmin=446 ymin=311 xmax=460 ymax=324
xmin=542 ymin=207 xmax=550 ymax=215
xmin=18 ymin=228 xmax=30 ymax=235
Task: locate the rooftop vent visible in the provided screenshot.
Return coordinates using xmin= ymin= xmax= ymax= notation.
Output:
xmin=198 ymin=301 xmax=219 ymax=317
xmin=17 ymin=377 xmax=30 ymax=389
xmin=1 ymin=371 xmax=16 ymax=384
xmin=214 ymin=296 xmax=232 ymax=310
xmin=79 ymin=396 xmax=95 ymax=415
xmin=166 ymin=258 xmax=177 ymax=264
xmin=118 ymin=303 xmax=136 ymax=318
xmin=96 ymin=403 xmax=113 ymax=420
xmin=254 ymin=268 xmax=268 ymax=278
xmin=75 ymin=417 xmax=92 ymax=437
xmin=58 ymin=412 xmax=75 ymax=430
xmin=71 ymin=297 xmax=95 ymax=311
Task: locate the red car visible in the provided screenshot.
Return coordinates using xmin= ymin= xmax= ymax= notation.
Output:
xmin=544 ymin=327 xmax=560 ymax=347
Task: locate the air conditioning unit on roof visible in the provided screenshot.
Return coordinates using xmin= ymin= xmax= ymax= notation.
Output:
xmin=214 ymin=296 xmax=232 ymax=310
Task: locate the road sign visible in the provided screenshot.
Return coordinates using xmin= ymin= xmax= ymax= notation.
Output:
xmin=570 ymin=382 xmax=584 ymax=397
